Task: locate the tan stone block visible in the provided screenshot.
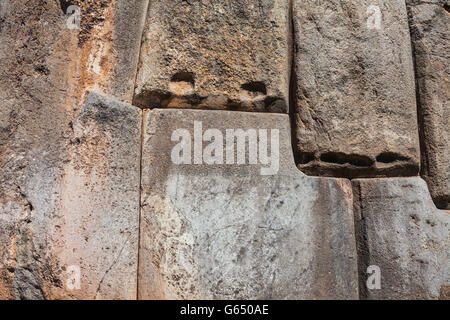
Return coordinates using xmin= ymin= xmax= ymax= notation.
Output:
xmin=139 ymin=109 xmax=358 ymax=299
xmin=292 ymin=0 xmax=420 ymax=178
xmin=134 ymin=0 xmax=290 ymax=113
xmin=353 ymin=177 xmax=450 ymax=299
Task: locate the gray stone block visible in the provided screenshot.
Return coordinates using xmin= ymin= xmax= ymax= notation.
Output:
xmin=407 ymin=0 xmax=450 ymax=209
xmin=353 ymin=177 xmax=450 ymax=299
xmin=139 ymin=108 xmax=358 ymax=299
xmin=292 ymin=0 xmax=420 ymax=178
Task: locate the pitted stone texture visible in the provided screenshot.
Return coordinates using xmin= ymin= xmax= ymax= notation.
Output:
xmin=71 ymin=0 xmax=149 ymax=103
xmin=292 ymin=0 xmax=420 ymax=178
xmin=407 ymin=0 xmax=449 ymax=209
xmin=134 ymin=0 xmax=290 ymax=112
xmin=353 ymin=178 xmax=450 ymax=300
xmin=54 ymin=92 xmax=141 ymax=299
xmin=139 ymin=109 xmax=358 ymax=299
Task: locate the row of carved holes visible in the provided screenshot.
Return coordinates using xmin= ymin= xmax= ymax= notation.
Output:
xmin=299 ymin=152 xmax=410 ymax=166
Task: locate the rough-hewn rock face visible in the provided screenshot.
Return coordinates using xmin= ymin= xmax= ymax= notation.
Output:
xmin=292 ymin=0 xmax=420 ymax=178
xmin=134 ymin=0 xmax=290 ymax=112
xmin=353 ymin=178 xmax=450 ymax=300
xmin=407 ymin=0 xmax=449 ymax=210
xmin=62 ymin=0 xmax=149 ymax=104
xmin=0 ymin=0 xmax=79 ymax=300
xmin=139 ymin=109 xmax=358 ymax=299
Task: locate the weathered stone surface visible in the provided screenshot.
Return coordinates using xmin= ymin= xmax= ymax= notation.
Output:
xmin=0 ymin=0 xmax=144 ymax=299
xmin=109 ymin=0 xmax=150 ymax=103
xmin=407 ymin=0 xmax=449 ymax=209
xmin=139 ymin=109 xmax=358 ymax=299
xmin=68 ymin=0 xmax=149 ymax=103
xmin=353 ymin=177 xmax=450 ymax=299
xmin=0 ymin=0 xmax=80 ymax=300
xmin=292 ymin=0 xmax=420 ymax=178
xmin=54 ymin=92 xmax=141 ymax=299
xmin=0 ymin=0 xmax=447 ymax=302
xmin=134 ymin=0 xmax=290 ymax=112
xmin=0 ymin=84 xmax=141 ymax=299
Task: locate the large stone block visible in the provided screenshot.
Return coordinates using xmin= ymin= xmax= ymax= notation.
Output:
xmin=292 ymin=0 xmax=420 ymax=178
xmin=0 ymin=0 xmax=144 ymax=299
xmin=353 ymin=177 xmax=450 ymax=299
xmin=109 ymin=0 xmax=150 ymax=102
xmin=407 ymin=0 xmax=449 ymax=209
xmin=1 ymin=89 xmax=141 ymax=299
xmin=0 ymin=0 xmax=80 ymax=299
xmin=139 ymin=109 xmax=358 ymax=299
xmin=134 ymin=0 xmax=290 ymax=112
xmin=53 ymin=92 xmax=141 ymax=299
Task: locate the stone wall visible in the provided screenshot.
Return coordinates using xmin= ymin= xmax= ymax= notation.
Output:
xmin=0 ymin=0 xmax=448 ymax=300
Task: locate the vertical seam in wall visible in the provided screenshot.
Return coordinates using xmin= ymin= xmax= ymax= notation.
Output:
xmin=288 ymin=0 xmax=300 ymax=167
xmin=352 ymin=181 xmax=369 ymax=300
xmin=133 ymin=0 xmax=150 ymax=300
xmin=131 ymin=0 xmax=150 ymax=106
xmin=136 ymin=109 xmax=145 ymax=300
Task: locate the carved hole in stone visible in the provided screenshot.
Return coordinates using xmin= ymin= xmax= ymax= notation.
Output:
xmin=376 ymin=152 xmax=409 ymax=163
xmin=60 ymin=1 xmax=76 ymax=14
xmin=298 ymin=152 xmax=315 ymax=164
xmin=171 ymin=71 xmax=195 ymax=85
xmin=320 ymin=152 xmax=374 ymax=167
xmin=320 ymin=152 xmax=347 ymax=165
xmin=444 ymin=4 xmax=450 ymax=14
xmin=347 ymin=154 xmax=374 ymax=167
xmin=133 ymin=89 xmax=172 ymax=109
xmin=170 ymin=72 xmax=195 ymax=96
xmin=241 ymin=82 xmax=267 ymax=95
xmin=434 ymin=197 xmax=449 ymax=210
xmin=264 ymin=97 xmax=286 ymax=113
